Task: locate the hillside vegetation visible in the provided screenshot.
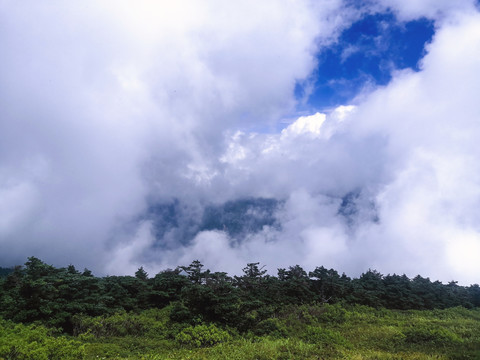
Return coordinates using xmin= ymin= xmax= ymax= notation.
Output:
xmin=0 ymin=258 xmax=479 ymax=359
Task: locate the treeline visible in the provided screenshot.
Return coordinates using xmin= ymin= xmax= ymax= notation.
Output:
xmin=1 ymin=257 xmax=479 ymax=334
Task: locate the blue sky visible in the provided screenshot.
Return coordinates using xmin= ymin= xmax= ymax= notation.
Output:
xmin=299 ymin=12 xmax=435 ymax=109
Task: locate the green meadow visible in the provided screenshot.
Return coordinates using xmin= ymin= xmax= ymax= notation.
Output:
xmin=2 ymin=304 xmax=479 ymax=359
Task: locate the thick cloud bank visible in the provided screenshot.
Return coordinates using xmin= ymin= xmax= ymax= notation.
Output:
xmin=1 ymin=1 xmax=480 ymax=284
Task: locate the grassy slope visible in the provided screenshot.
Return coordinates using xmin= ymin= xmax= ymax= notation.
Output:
xmin=2 ymin=305 xmax=480 ymax=360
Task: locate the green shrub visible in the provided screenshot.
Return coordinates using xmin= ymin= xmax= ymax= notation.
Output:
xmin=83 ymin=341 xmax=126 ymax=359
xmin=316 ymin=303 xmax=347 ymax=324
xmin=253 ymin=318 xmax=288 ymax=338
xmin=73 ymin=308 xmax=170 ymax=339
xmin=175 ymin=324 xmax=232 ymax=347
xmin=73 ymin=311 xmax=144 ymax=337
xmin=403 ymin=325 xmax=463 ymax=346
xmin=277 ymin=303 xmax=347 ymax=336
xmin=0 ymin=319 xmax=85 ymax=360
xmin=169 ymin=302 xmax=194 ymax=323
xmin=300 ymin=325 xmax=351 ymax=348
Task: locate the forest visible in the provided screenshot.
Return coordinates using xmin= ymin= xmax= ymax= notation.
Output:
xmin=1 ymin=257 xmax=479 ymax=359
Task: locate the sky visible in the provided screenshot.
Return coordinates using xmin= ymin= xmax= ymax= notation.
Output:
xmin=1 ymin=0 xmax=480 ymax=284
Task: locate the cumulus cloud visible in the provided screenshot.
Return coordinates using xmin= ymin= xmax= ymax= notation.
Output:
xmin=0 ymin=0 xmax=349 ymax=269
xmin=377 ymin=0 xmax=478 ymax=22
xmin=1 ymin=1 xmax=480 ymax=284
xmin=139 ymin=8 xmax=480 ymax=284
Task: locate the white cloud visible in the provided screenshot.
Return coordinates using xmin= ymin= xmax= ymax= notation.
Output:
xmin=157 ymin=9 xmax=480 ymax=283
xmin=341 ymin=10 xmax=480 ymax=283
xmin=2 ymin=1 xmax=480 ymax=285
xmin=281 ymin=112 xmax=326 ymax=137
xmin=377 ymin=0 xmax=477 ymax=22
xmin=0 ymin=1 xmax=350 ymax=270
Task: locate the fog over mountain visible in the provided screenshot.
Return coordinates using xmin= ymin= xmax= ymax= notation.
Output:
xmin=1 ymin=0 xmax=480 ymax=284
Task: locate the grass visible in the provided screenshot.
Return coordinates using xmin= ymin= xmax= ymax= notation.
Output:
xmin=2 ymin=305 xmax=480 ymax=359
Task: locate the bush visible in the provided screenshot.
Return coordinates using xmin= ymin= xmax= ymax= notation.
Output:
xmin=0 ymin=318 xmax=85 ymax=360
xmin=300 ymin=325 xmax=351 ymax=348
xmin=175 ymin=324 xmax=231 ymax=347
xmin=253 ymin=318 xmax=288 ymax=338
xmin=169 ymin=302 xmax=194 ymax=323
xmin=73 ymin=311 xmax=144 ymax=338
xmin=316 ymin=303 xmax=347 ymax=324
xmin=403 ymin=325 xmax=463 ymax=346
xmin=73 ymin=308 xmax=170 ymax=339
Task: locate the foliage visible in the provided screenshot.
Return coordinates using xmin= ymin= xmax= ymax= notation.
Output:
xmin=403 ymin=324 xmax=463 ymax=346
xmin=2 ymin=257 xmax=480 ymax=337
xmin=300 ymin=326 xmax=347 ymax=346
xmin=312 ymin=303 xmax=348 ymax=324
xmin=253 ymin=318 xmax=288 ymax=338
xmin=73 ymin=308 xmax=170 ymax=338
xmin=2 ymin=304 xmax=480 ymax=359
xmin=0 ymin=318 xmax=84 ymax=360
xmin=0 ymin=266 xmax=14 ymax=278
xmin=1 ymin=257 xmax=480 ymax=359
xmin=175 ymin=324 xmax=232 ymax=347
